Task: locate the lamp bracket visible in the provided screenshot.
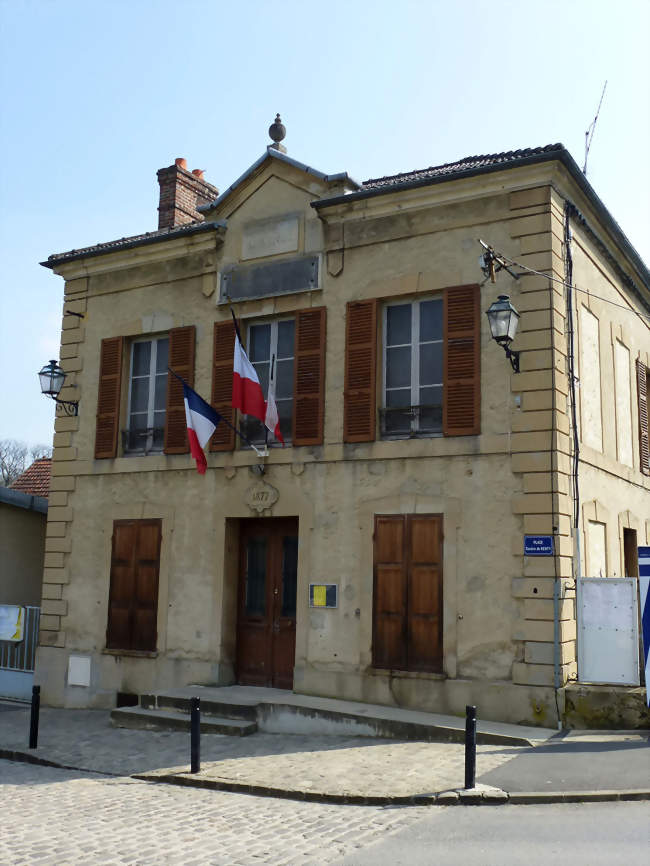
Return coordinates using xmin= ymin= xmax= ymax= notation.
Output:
xmin=53 ymin=398 xmax=79 ymax=416
xmin=504 ymin=345 xmax=520 ymax=373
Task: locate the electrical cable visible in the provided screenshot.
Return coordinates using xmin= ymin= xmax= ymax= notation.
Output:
xmin=481 ymin=246 xmax=650 ymax=322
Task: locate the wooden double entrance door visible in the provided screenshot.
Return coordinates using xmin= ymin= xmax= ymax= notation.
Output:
xmin=237 ymin=518 xmax=298 ymax=689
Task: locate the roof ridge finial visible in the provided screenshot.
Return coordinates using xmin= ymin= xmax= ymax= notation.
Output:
xmin=268 ymin=113 xmax=287 ymax=154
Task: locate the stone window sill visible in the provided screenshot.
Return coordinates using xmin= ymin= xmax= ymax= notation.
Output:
xmin=371 ymin=667 xmax=447 ymax=681
xmin=102 ymin=648 xmax=158 ymax=659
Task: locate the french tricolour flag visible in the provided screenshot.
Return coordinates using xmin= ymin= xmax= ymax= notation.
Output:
xmin=183 ymin=381 xmax=222 ymax=475
xmin=232 ymin=333 xmax=267 ymax=424
xmin=264 ymin=369 xmax=285 ymax=446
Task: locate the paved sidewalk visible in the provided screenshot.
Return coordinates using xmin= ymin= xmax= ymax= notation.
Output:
xmin=1 ymin=701 xmax=648 ymax=804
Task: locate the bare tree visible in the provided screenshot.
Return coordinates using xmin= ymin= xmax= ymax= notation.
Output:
xmin=0 ymin=439 xmax=28 ymax=486
xmin=0 ymin=440 xmax=52 ymax=486
xmin=30 ymin=444 xmax=53 ymax=462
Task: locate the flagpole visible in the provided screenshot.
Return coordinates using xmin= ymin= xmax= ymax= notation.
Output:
xmin=167 ymin=367 xmax=267 ymax=457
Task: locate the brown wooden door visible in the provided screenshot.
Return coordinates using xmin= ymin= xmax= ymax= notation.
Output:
xmin=106 ymin=519 xmax=162 ymax=652
xmin=373 ymin=514 xmax=443 ymax=672
xmin=237 ymin=518 xmax=298 ymax=688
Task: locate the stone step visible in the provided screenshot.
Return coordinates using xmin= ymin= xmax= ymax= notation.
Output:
xmin=141 ymin=693 xmax=257 ymax=722
xmin=111 ymin=706 xmax=257 ymax=736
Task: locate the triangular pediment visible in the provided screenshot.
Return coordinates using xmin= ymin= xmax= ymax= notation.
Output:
xmin=199 ymin=148 xmax=359 ymax=221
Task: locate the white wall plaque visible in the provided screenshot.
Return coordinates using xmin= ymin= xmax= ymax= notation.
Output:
xmin=242 ymin=216 xmax=299 ymax=261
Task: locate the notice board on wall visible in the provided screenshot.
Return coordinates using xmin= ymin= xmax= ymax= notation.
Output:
xmin=577 ymin=578 xmax=639 ymax=685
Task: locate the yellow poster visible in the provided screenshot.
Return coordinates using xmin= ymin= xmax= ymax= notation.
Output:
xmin=312 ymin=585 xmax=326 ymax=607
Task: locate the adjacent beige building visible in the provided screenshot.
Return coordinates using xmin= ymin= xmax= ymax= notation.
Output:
xmin=36 ymin=133 xmax=650 ymax=725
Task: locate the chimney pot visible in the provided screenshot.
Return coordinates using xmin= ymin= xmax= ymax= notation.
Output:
xmin=175 ymin=157 xmax=187 ymax=169
xmin=192 ymin=169 xmax=205 ymax=179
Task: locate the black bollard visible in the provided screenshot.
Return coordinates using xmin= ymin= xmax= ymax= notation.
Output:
xmin=190 ymin=696 xmax=200 ymax=774
xmin=464 ymin=704 xmax=477 ymax=790
xmin=29 ymin=685 xmax=40 ymax=749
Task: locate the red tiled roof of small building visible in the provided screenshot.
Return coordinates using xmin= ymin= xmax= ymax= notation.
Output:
xmin=10 ymin=458 xmax=51 ymax=498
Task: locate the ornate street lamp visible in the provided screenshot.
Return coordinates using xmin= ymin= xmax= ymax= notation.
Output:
xmin=38 ymin=360 xmax=78 ymax=415
xmin=486 ymin=294 xmax=521 ymax=373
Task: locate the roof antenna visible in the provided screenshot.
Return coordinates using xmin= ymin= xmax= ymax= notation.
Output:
xmin=583 ymin=80 xmax=607 ymax=176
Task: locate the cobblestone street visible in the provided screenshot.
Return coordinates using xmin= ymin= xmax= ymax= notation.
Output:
xmin=0 ymin=760 xmax=430 ymax=865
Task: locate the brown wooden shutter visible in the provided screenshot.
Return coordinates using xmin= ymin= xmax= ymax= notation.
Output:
xmin=210 ymin=319 xmax=236 ymax=451
xmin=372 ymin=514 xmax=443 ymax=673
xmin=373 ymin=515 xmax=407 ymax=670
xmin=95 ymin=337 xmax=124 ymax=459
xmin=637 ymin=359 xmax=650 ymax=475
xmin=443 ymin=284 xmax=480 ymax=436
xmin=164 ymin=326 xmax=195 ymax=454
xmin=407 ymin=515 xmax=443 ymax=672
xmin=106 ymin=519 xmax=161 ymax=652
xmin=292 ymin=307 xmax=326 ymax=446
xmin=344 ymin=299 xmax=377 ymax=442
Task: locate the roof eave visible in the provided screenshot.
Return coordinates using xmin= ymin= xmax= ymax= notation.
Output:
xmin=41 ymin=220 xmax=226 ymax=270
xmin=312 ymin=148 xmax=650 ymax=291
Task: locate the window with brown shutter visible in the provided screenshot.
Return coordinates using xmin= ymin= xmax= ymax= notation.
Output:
xmin=210 ymin=319 xmax=237 ymax=451
xmin=637 ymin=359 xmax=650 ymax=475
xmin=106 ymin=519 xmax=162 ymax=652
xmin=373 ymin=514 xmax=443 ymax=673
xmin=365 ymin=284 xmax=480 ymax=441
xmin=344 ymin=300 xmax=377 ymax=442
xmin=292 ymin=307 xmax=326 ymax=446
xmin=164 ymin=326 xmax=195 ymax=454
xmin=443 ymin=284 xmax=481 ymax=436
xmin=95 ymin=337 xmax=124 ymax=459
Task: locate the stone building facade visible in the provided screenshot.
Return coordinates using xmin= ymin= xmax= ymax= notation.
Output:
xmin=36 ymin=137 xmax=650 ymax=725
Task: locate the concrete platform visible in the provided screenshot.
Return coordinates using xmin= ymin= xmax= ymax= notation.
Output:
xmin=111 ymin=706 xmax=257 ymax=736
xmin=131 ymin=685 xmax=554 ymax=747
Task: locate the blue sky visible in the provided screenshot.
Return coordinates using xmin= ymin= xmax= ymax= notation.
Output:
xmin=1 ymin=0 xmax=649 ymax=448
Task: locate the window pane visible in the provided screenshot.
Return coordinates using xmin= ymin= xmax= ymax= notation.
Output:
xmin=129 ymin=412 xmax=147 ymax=431
xmin=245 ymin=537 xmax=266 ymax=616
xmin=384 ymin=388 xmax=411 ymax=435
xmin=420 ymin=299 xmax=443 ymax=342
xmin=386 ymin=388 xmax=411 ymax=408
xmin=152 ymin=423 xmax=165 ymax=450
xmin=132 ymin=342 xmax=151 ymax=377
xmin=253 ymin=361 xmax=269 ymax=396
xmin=154 ymin=373 xmax=167 ymax=411
xmin=386 ymin=304 xmax=411 ymax=346
xmin=243 ymin=416 xmax=266 ymax=445
xmin=155 ymin=338 xmax=169 ymax=374
xmin=278 ymin=399 xmax=293 ymax=443
xmin=419 ymin=342 xmax=443 ymax=386
xmin=249 ymin=324 xmax=270 ymax=363
xmin=419 ymin=385 xmax=443 ymax=407
xmin=386 ymin=346 xmax=411 ymax=388
xmin=130 ymin=378 xmax=149 ymax=413
xmin=281 ymin=535 xmax=298 ymax=617
xmin=277 ymin=320 xmax=295 ymax=359
xmin=276 ymin=359 xmax=294 ymax=400
xmin=419 ymin=386 xmax=443 ymax=432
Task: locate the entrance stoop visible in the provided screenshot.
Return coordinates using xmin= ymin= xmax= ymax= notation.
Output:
xmin=110 ymin=685 xmax=552 ymax=746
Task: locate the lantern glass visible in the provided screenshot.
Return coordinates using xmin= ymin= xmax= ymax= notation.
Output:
xmin=39 ymin=360 xmax=66 ymax=397
xmin=486 ymin=295 xmax=520 ymax=345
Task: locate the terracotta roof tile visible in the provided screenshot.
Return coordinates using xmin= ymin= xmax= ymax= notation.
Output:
xmin=10 ymin=458 xmax=52 ymax=498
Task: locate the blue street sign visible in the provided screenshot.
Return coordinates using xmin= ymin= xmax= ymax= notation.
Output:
xmin=639 ymin=546 xmax=650 ymax=578
xmin=524 ymin=535 xmax=554 ymax=556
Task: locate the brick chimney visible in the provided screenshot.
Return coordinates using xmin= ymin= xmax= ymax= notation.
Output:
xmin=157 ymin=158 xmax=219 ymax=229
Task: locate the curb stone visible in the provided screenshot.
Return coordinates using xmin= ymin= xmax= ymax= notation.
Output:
xmin=2 ymin=749 xmax=649 ymax=806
